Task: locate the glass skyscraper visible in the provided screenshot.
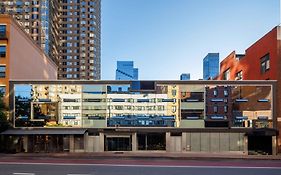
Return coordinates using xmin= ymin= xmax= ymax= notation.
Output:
xmin=180 ymin=73 xmax=190 ymax=80
xmin=203 ymin=53 xmax=219 ymax=80
xmin=115 ymin=61 xmax=138 ymax=80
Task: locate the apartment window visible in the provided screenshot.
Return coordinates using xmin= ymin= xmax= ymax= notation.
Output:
xmin=223 ymin=68 xmax=230 ymax=80
xmin=0 ymin=66 xmax=6 ymax=77
xmin=224 ymin=106 xmax=228 ymax=113
xmin=213 ymin=89 xmax=218 ymax=96
xmin=235 ymin=71 xmax=243 ymax=80
xmin=213 ymin=106 xmax=218 ymax=113
xmin=66 ymin=74 xmax=72 ymax=78
xmin=0 ymin=46 xmax=6 ymax=57
xmin=223 ymin=90 xmax=228 ymax=97
xmin=31 ymin=14 xmax=38 ymax=19
xmin=261 ymin=54 xmax=270 ymax=74
xmin=0 ymin=25 xmax=6 ymax=36
xmin=0 ymin=86 xmax=5 ymax=95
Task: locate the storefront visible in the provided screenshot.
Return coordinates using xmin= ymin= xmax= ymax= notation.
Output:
xmin=1 ymin=128 xmax=87 ymax=153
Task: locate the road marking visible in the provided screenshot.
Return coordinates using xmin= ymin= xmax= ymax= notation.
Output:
xmin=67 ymin=174 xmax=91 ymax=175
xmin=1 ymin=162 xmax=281 ymax=170
xmin=13 ymin=173 xmax=35 ymax=175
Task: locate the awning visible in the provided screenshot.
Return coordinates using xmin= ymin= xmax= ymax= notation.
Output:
xmin=245 ymin=128 xmax=279 ymax=136
xmin=0 ymin=128 xmax=87 ymax=135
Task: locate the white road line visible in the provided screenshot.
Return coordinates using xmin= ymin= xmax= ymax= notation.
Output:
xmin=13 ymin=173 xmax=35 ymax=175
xmin=1 ymin=162 xmax=281 ymax=170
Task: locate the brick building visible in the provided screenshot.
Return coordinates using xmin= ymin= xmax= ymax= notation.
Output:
xmin=216 ymin=26 xmax=281 ymax=152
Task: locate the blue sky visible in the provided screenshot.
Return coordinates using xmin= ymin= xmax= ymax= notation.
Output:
xmin=101 ymin=0 xmax=280 ymax=80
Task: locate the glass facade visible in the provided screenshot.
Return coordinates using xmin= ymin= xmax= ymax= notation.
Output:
xmin=13 ymin=81 xmax=274 ymax=129
xmin=203 ymin=53 xmax=219 ymax=80
xmin=180 ymin=73 xmax=190 ymax=80
xmin=116 ymin=61 xmax=138 ymax=80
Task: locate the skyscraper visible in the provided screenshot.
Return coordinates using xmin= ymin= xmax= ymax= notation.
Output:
xmin=180 ymin=73 xmax=190 ymax=80
xmin=116 ymin=61 xmax=138 ymax=80
xmin=0 ymin=0 xmax=101 ymax=80
xmin=203 ymin=53 xmax=219 ymax=80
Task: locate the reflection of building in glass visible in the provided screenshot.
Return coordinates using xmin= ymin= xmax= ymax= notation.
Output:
xmin=6 ymin=80 xmax=278 ymax=155
xmin=15 ymin=81 xmax=274 ymax=129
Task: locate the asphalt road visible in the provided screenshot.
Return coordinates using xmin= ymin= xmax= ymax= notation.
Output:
xmin=0 ymin=162 xmax=281 ymax=175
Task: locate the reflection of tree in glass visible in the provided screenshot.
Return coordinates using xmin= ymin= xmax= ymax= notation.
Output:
xmin=15 ymin=95 xmax=31 ymax=119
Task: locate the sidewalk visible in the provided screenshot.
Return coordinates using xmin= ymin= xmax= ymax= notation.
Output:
xmin=1 ymin=151 xmax=281 ymax=160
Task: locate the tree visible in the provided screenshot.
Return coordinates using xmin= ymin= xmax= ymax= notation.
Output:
xmin=0 ymin=92 xmax=9 ymax=133
xmin=0 ymin=92 xmax=10 ymax=152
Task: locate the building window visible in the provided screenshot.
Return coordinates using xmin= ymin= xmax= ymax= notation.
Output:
xmin=0 ymin=66 xmax=6 ymax=77
xmin=0 ymin=86 xmax=5 ymax=95
xmin=214 ymin=106 xmax=218 ymax=113
xmin=260 ymin=54 xmax=270 ymax=74
xmin=0 ymin=25 xmax=6 ymax=37
xmin=0 ymin=46 xmax=6 ymax=57
xmin=223 ymin=69 xmax=230 ymax=80
xmin=223 ymin=90 xmax=228 ymax=97
xmin=213 ymin=89 xmax=218 ymax=96
xmin=224 ymin=106 xmax=228 ymax=113
xmin=235 ymin=71 xmax=243 ymax=80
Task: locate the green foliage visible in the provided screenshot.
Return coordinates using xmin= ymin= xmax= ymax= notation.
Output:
xmin=0 ymin=92 xmax=9 ymax=133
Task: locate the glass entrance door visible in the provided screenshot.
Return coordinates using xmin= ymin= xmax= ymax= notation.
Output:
xmin=105 ymin=136 xmax=132 ymax=151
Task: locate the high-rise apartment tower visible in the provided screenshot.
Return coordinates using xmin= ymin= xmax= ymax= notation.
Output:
xmin=0 ymin=0 xmax=101 ymax=80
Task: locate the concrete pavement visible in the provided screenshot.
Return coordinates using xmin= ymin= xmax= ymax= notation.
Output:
xmin=0 ymin=163 xmax=281 ymax=175
xmin=1 ymin=151 xmax=281 ymax=160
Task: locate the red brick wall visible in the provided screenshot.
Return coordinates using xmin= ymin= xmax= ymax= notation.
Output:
xmin=217 ymin=26 xmax=281 ymax=152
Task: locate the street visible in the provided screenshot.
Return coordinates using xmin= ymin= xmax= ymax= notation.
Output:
xmin=0 ymin=158 xmax=281 ymax=175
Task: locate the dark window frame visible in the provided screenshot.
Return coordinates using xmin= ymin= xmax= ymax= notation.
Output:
xmin=260 ymin=54 xmax=270 ymax=74
xmin=0 ymin=65 xmax=6 ymax=78
xmin=0 ymin=46 xmax=6 ymax=57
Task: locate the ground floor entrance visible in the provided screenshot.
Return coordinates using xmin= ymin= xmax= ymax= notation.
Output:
xmin=28 ymin=135 xmax=64 ymax=153
xmin=105 ymin=136 xmax=132 ymax=151
xmin=137 ymin=133 xmax=166 ymax=150
xmin=248 ymin=136 xmax=272 ymax=155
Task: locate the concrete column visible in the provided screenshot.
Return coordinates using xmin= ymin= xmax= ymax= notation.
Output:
xmin=131 ymin=132 xmax=137 ymax=152
xmin=272 ymin=136 xmax=277 ymax=155
xmin=182 ymin=132 xmax=187 ymax=152
xmin=30 ymin=102 xmax=34 ymax=120
xmin=99 ymin=132 xmax=104 ymax=152
xmin=23 ymin=136 xmax=28 ymax=153
xmin=243 ymin=135 xmax=248 ymax=155
xmin=84 ymin=132 xmax=88 ymax=152
xmin=69 ymin=135 xmax=74 ymax=152
xmin=166 ymin=132 xmax=171 ymax=152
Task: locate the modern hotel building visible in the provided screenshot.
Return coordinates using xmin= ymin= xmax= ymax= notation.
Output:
xmin=2 ymin=80 xmax=277 ymax=155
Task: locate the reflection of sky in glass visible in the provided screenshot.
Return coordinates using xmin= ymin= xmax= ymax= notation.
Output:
xmin=83 ymin=85 xmax=106 ymax=94
xmin=108 ymin=85 xmax=130 ymax=92
xmin=15 ymin=85 xmax=32 ymax=98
